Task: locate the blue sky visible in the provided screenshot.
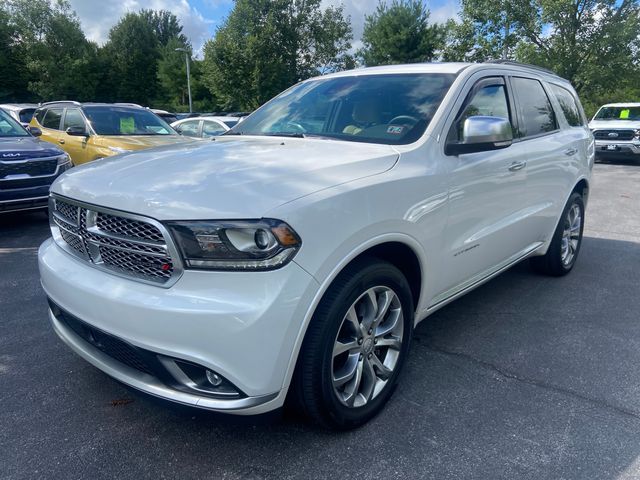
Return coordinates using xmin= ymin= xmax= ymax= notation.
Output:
xmin=68 ymin=0 xmax=460 ymax=55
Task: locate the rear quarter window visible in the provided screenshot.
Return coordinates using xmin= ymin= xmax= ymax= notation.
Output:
xmin=549 ymin=84 xmax=585 ymax=127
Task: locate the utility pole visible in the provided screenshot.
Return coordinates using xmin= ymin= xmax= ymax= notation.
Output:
xmin=175 ymin=48 xmax=193 ymax=113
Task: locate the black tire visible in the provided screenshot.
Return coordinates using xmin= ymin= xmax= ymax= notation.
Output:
xmin=291 ymin=257 xmax=413 ymax=430
xmin=530 ymin=192 xmax=585 ymax=276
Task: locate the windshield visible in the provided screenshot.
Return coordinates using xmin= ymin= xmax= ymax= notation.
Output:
xmin=0 ymin=109 xmax=30 ymax=137
xmin=594 ymin=106 xmax=640 ymax=121
xmin=82 ymin=106 xmax=175 ymax=135
xmin=230 ymin=73 xmax=455 ymax=145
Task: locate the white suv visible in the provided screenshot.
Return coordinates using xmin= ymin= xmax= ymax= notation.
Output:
xmin=39 ymin=62 xmax=594 ymax=429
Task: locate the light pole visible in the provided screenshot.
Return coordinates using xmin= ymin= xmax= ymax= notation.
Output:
xmin=175 ymin=47 xmax=192 ymax=113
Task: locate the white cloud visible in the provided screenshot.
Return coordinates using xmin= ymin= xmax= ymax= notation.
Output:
xmin=430 ymin=1 xmax=459 ymax=24
xmin=68 ymin=0 xmax=214 ymax=54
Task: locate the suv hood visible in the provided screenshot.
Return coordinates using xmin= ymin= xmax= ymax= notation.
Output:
xmin=0 ymin=136 xmax=64 ymax=160
xmin=589 ymin=120 xmax=640 ymax=130
xmin=52 ymin=136 xmax=399 ymax=219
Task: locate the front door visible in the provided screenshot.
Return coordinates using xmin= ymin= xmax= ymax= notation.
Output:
xmin=60 ymin=108 xmax=91 ymax=165
xmin=433 ymin=76 xmax=533 ymax=304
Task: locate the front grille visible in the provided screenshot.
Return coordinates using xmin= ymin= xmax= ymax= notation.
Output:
xmin=97 ymin=213 xmax=165 ymax=242
xmin=593 ymin=129 xmax=636 ymax=141
xmin=51 ymin=197 xmax=178 ymax=285
xmin=0 ymin=158 xmax=58 ymax=179
xmin=51 ymin=301 xmax=155 ymax=376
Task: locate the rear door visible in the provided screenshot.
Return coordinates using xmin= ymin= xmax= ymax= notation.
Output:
xmin=509 ymin=76 xmax=575 ymax=240
xmin=37 ymin=107 xmax=64 ymax=149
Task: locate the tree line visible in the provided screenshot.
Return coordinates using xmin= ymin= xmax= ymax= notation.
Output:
xmin=1 ymin=0 xmax=638 ymax=117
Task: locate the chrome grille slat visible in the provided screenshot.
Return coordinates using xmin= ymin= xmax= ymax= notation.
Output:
xmin=84 ymin=231 xmax=168 ymax=255
xmin=97 ymin=213 xmax=165 ymax=242
xmin=593 ymin=129 xmax=636 ymax=141
xmin=55 ymin=201 xmax=79 ymax=224
xmin=50 ymin=197 xmax=180 ymax=286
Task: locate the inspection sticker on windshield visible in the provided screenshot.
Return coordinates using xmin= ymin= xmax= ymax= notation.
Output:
xmin=387 ymin=125 xmax=404 ymax=134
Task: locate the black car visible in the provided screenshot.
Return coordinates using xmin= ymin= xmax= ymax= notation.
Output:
xmin=0 ymin=108 xmax=71 ymax=213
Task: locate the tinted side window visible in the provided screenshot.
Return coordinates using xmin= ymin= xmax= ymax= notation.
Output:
xmin=42 ymin=108 xmax=63 ymax=130
xmin=549 ymin=84 xmax=584 ymax=127
xmin=34 ymin=108 xmax=46 ymax=124
xmin=511 ymin=77 xmax=557 ymax=138
xmin=63 ymin=109 xmax=86 ymax=130
xmin=19 ymin=108 xmax=36 ymax=123
xmin=449 ymin=80 xmax=512 ymax=142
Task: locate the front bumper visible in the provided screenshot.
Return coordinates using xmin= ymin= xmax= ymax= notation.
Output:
xmin=39 ymin=237 xmax=319 ymax=414
xmin=594 ymin=140 xmax=640 ymax=156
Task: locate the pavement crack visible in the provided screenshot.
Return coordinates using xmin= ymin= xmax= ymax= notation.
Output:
xmin=415 ymin=339 xmax=640 ymax=422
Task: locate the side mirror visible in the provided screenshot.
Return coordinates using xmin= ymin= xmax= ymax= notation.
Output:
xmin=446 ymin=116 xmax=513 ymax=155
xmin=28 ymin=126 xmax=42 ymax=137
xmin=66 ymin=126 xmax=89 ymax=137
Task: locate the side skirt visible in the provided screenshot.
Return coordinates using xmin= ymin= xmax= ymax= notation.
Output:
xmin=421 ymin=241 xmax=544 ymax=320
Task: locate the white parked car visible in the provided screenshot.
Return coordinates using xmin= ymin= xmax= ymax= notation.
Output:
xmin=0 ymin=103 xmax=38 ymax=127
xmin=39 ymin=61 xmax=593 ymax=429
xmin=171 ymin=116 xmax=238 ymax=138
xmin=588 ymin=103 xmax=640 ymax=161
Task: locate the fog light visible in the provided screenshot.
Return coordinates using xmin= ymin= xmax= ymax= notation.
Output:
xmin=206 ymin=370 xmax=223 ymax=387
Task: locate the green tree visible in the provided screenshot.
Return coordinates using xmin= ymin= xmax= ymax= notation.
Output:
xmin=359 ymin=0 xmax=446 ymax=66
xmin=442 ymin=0 xmax=535 ymax=62
xmin=102 ymin=12 xmax=160 ymax=104
xmin=444 ymin=0 xmax=640 ymax=117
xmin=0 ymin=8 xmax=29 ymax=101
xmin=202 ymin=0 xmax=353 ymax=111
xmin=3 ymin=0 xmax=100 ymax=101
xmin=140 ymin=9 xmax=188 ymax=47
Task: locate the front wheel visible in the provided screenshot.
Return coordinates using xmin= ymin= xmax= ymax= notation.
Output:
xmin=292 ymin=258 xmax=413 ymax=429
xmin=530 ymin=192 xmax=585 ymax=276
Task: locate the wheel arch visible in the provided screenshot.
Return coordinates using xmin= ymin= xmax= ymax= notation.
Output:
xmin=573 ymin=177 xmax=590 ymax=204
xmin=282 ymin=234 xmax=427 ymax=395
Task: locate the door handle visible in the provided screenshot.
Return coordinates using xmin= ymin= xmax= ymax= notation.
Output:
xmin=508 ymin=160 xmax=527 ymax=171
xmin=58 ymin=139 xmax=65 ymax=144
xmin=564 ymin=147 xmax=577 ymax=156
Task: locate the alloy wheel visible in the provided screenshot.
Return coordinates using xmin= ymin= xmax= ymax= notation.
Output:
xmin=561 ymin=203 xmax=582 ymax=267
xmin=331 ymin=286 xmax=404 ymax=408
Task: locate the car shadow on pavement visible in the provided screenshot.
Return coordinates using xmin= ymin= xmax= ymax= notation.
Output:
xmin=3 ymin=216 xmax=640 ymax=479
xmin=56 ymin=234 xmax=638 ymax=480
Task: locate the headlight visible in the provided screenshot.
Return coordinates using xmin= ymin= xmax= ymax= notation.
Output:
xmin=56 ymin=153 xmax=71 ymax=166
xmin=166 ymin=219 xmax=301 ymax=271
xmin=634 ymin=129 xmax=640 ymax=140
xmin=108 ymin=146 xmax=133 ymax=154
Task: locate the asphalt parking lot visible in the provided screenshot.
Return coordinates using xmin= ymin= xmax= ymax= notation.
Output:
xmin=1 ymin=161 xmax=639 ymax=480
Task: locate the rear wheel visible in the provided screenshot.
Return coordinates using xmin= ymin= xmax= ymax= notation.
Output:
xmin=530 ymin=192 xmax=584 ymax=276
xmin=292 ymin=258 xmax=413 ymax=429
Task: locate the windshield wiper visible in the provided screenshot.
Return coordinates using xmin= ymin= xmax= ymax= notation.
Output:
xmin=262 ymin=132 xmax=305 ymax=138
xmin=223 ymin=131 xmax=243 ymax=135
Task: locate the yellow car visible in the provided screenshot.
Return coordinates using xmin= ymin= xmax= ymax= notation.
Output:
xmin=30 ymin=102 xmax=191 ymax=165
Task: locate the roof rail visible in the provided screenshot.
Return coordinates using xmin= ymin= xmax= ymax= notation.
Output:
xmin=485 ymin=59 xmax=558 ymax=77
xmin=114 ymin=103 xmax=143 ymax=108
xmin=41 ymin=100 xmax=82 ymax=106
